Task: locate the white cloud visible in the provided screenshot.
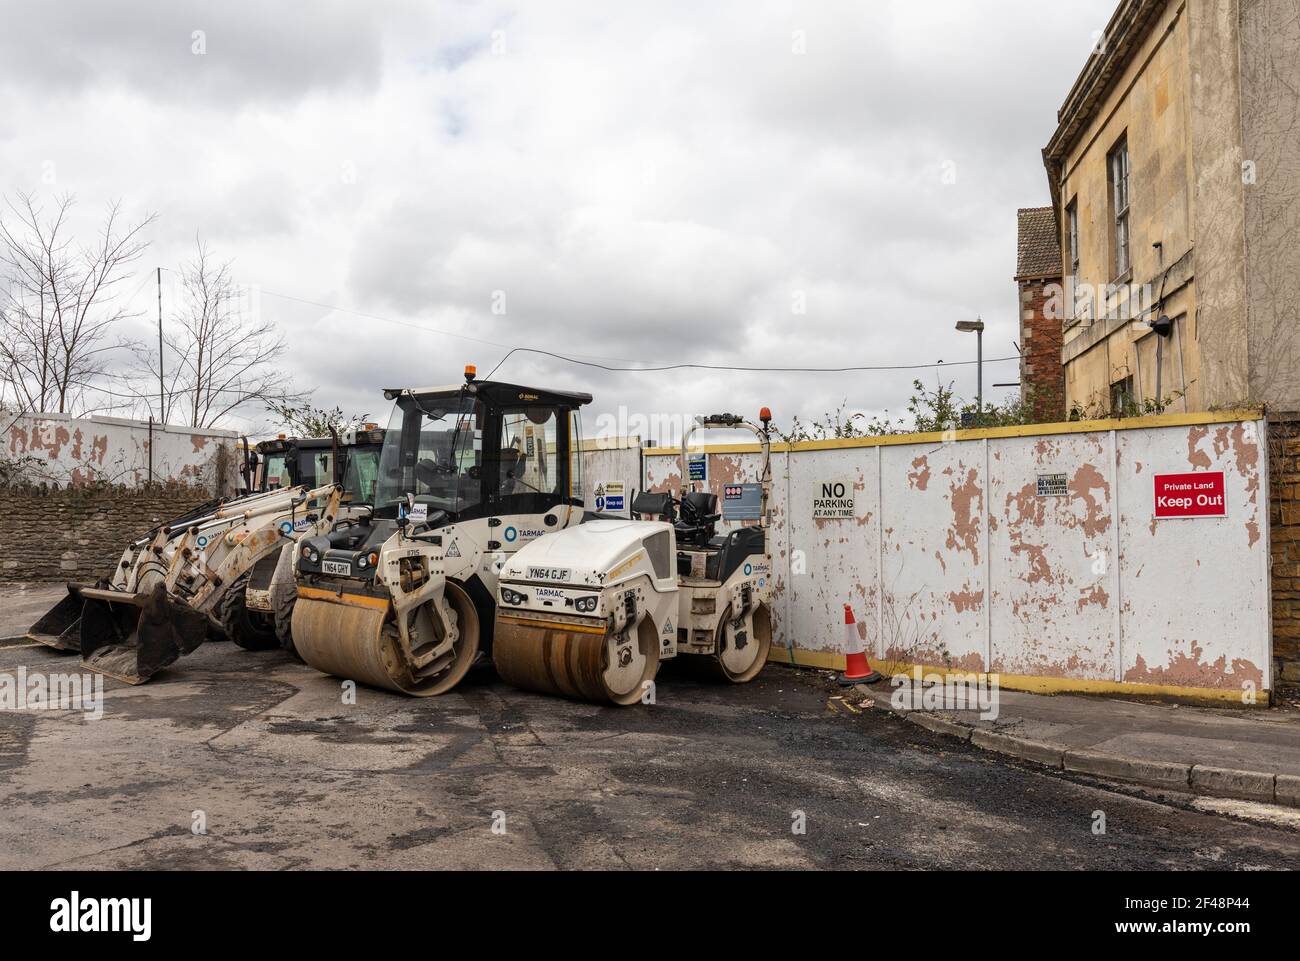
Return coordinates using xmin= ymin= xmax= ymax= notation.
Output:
xmin=0 ymin=0 xmax=1115 ymax=437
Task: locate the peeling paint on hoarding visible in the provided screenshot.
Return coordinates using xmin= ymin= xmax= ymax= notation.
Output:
xmin=643 ymin=413 xmax=1268 ymax=695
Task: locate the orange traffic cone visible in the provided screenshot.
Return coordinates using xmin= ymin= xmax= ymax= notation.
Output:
xmin=840 ymin=604 xmax=882 ymax=686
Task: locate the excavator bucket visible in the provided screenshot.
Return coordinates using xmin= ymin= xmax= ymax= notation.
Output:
xmin=11 ymin=583 xmax=92 ymax=652
xmin=78 ymin=584 xmax=211 ymax=684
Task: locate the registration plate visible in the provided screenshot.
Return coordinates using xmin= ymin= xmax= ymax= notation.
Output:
xmin=323 ymin=560 xmax=351 ymax=576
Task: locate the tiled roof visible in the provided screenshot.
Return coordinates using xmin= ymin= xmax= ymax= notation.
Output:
xmin=1016 ymin=206 xmax=1062 ymax=280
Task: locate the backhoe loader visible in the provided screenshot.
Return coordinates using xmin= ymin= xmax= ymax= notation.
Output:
xmin=225 ymin=428 xmax=385 ymax=655
xmin=10 ymin=429 xmax=385 ymax=683
xmin=291 ymin=367 xmax=592 ymax=696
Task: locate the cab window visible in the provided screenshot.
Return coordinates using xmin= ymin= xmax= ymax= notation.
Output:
xmin=263 ymin=453 xmax=291 ymax=489
xmin=343 ymin=448 xmax=381 ymax=504
xmin=493 ymin=406 xmax=565 ymax=513
xmin=304 ymin=450 xmax=334 ymax=487
xmin=569 ymin=410 xmax=584 ymax=504
xmin=413 ymin=412 xmax=481 ymax=511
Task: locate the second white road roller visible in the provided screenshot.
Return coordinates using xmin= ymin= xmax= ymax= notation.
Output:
xmin=491 ymin=410 xmax=775 ymax=705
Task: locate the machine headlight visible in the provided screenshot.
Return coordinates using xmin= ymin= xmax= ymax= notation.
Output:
xmin=358 ymin=555 xmax=368 ymax=569
xmin=501 ymin=588 xmax=526 ymax=606
xmin=575 ymin=596 xmax=598 ymax=613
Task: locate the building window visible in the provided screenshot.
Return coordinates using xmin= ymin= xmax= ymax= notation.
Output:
xmin=1108 ymin=137 xmax=1131 ymax=278
xmin=1067 ymin=201 xmax=1080 ymax=277
xmin=1066 ymin=199 xmax=1082 ymax=318
xmin=1110 ymin=375 xmax=1135 ymax=415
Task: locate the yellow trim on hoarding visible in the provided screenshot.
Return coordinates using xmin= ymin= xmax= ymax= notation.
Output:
xmin=664 ymin=442 xmax=771 ymax=456
xmin=644 ymin=409 xmax=1265 ymax=458
xmin=766 ymin=648 xmax=1270 ymax=706
xmin=297 ymin=586 xmax=390 ymax=611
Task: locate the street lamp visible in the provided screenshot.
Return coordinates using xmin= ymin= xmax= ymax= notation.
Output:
xmin=955 ymin=319 xmax=985 ymax=421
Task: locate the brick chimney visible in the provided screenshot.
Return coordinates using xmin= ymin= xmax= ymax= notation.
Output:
xmin=1015 ymin=207 xmax=1066 ymax=422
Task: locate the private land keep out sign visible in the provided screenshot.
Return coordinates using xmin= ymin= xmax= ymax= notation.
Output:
xmin=1153 ymin=471 xmax=1227 ymax=519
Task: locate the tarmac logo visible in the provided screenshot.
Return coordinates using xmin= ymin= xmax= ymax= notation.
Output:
xmin=50 ymin=891 xmax=151 ymax=941
xmin=0 ymin=667 xmax=103 ymax=720
xmin=889 ymin=667 xmax=999 ymax=721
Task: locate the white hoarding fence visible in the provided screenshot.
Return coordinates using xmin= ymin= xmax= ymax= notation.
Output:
xmin=643 ymin=411 xmax=1270 ymax=699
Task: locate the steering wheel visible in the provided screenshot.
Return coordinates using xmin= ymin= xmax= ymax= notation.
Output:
xmin=415 ymin=458 xmax=444 ymax=486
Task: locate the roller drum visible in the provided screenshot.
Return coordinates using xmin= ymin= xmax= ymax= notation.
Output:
xmin=292 ymin=583 xmax=479 ymax=697
xmin=714 ymin=602 xmax=772 ymax=684
xmin=493 ymin=616 xmax=658 ymax=706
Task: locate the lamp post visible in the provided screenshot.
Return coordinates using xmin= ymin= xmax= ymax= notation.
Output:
xmin=956 ymin=319 xmax=985 ymax=423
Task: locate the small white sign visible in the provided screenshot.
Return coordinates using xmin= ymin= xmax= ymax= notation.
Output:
xmin=812 ymin=479 xmax=856 ymax=520
xmin=1036 ymin=473 xmax=1068 ymax=497
xmin=409 ymin=503 xmax=429 ymax=523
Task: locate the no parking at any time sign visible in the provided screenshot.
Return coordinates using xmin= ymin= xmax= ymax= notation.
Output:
xmin=1153 ymin=471 xmax=1227 ymax=520
xmin=812 ymin=479 xmax=857 ymax=520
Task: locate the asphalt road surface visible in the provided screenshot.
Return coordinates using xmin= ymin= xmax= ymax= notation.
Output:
xmin=1 ymin=588 xmax=1299 ymax=870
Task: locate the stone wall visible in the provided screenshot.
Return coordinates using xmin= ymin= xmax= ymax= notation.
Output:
xmin=1269 ymin=416 xmax=1300 ymax=682
xmin=0 ymin=484 xmax=211 ymax=584
xmin=1240 ymin=0 xmax=1300 ymax=411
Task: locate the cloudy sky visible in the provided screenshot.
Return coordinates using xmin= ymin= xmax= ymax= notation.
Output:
xmin=0 ymin=0 xmax=1116 ymax=441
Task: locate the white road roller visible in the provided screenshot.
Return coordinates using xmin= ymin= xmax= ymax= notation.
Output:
xmin=290 ymin=368 xmax=594 ymax=697
xmin=492 ymin=410 xmax=775 ymax=705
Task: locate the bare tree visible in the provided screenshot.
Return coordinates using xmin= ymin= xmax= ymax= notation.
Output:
xmin=135 ymin=239 xmax=302 ymax=428
xmin=0 ymin=193 xmax=154 ymax=415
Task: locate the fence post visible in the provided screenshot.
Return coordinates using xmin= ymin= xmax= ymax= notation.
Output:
xmin=983 ymin=437 xmax=993 ymax=673
xmin=1109 ymin=429 xmax=1123 ymax=683
xmin=876 ymin=445 xmax=885 ymax=660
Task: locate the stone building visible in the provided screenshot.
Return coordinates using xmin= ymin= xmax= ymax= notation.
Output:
xmin=1040 ymin=0 xmax=1300 ymax=680
xmin=1041 ymin=0 xmax=1300 ymax=417
xmin=1014 ymin=207 xmax=1066 ymax=422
